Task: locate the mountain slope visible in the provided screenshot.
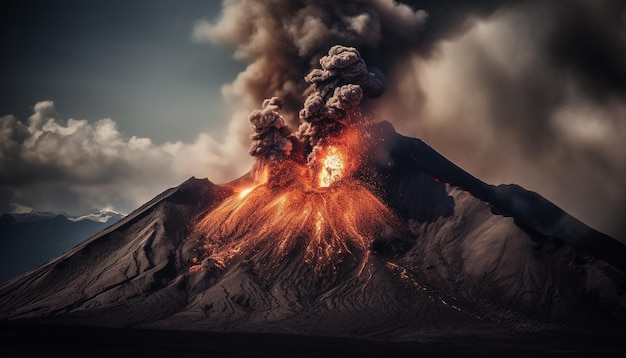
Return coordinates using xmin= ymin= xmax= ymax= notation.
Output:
xmin=369 ymin=121 xmax=626 ymax=272
xmin=0 ymin=123 xmax=623 ymax=339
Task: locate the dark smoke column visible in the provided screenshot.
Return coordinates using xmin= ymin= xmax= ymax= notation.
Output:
xmin=296 ymin=45 xmax=386 ymax=175
xmin=298 ymin=45 xmax=386 ymax=151
xmin=246 ymin=45 xmax=387 ymax=185
xmin=248 ymin=97 xmax=294 ymax=161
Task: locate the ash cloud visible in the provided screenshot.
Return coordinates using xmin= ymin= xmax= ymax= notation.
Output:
xmin=248 ymin=97 xmax=293 ymax=160
xmin=248 ymin=45 xmax=385 ymax=171
xmin=378 ymin=1 xmax=626 ymax=243
xmin=0 ymin=101 xmax=251 ymax=215
xmin=197 ymin=1 xmax=626 ymax=242
xmin=299 ymin=45 xmax=385 ymax=145
xmin=193 ymin=0 xmax=427 ymax=132
xmin=544 ymin=0 xmax=626 ymax=100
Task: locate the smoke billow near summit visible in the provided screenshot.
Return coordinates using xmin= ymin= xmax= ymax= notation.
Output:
xmin=194 ymin=45 xmax=409 ymax=277
xmin=195 ymin=0 xmax=626 ymax=244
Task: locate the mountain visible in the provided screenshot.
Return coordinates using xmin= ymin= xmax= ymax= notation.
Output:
xmin=0 ymin=209 xmax=124 ymax=284
xmin=0 ymin=122 xmax=624 ymax=352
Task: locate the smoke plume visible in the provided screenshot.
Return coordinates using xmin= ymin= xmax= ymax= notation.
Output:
xmin=248 ymin=45 xmax=386 ymax=178
xmin=193 ymin=0 xmax=427 ymax=136
xmin=298 ymin=45 xmax=385 ymax=146
xmin=248 ymin=97 xmax=294 ymax=160
xmin=197 ymin=0 xmax=626 ymax=243
xmin=375 ymin=1 xmax=626 ymax=243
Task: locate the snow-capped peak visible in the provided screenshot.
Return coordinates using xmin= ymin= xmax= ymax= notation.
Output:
xmin=68 ymin=209 xmax=124 ymax=223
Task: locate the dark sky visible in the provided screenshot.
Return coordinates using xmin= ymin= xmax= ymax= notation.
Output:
xmin=1 ymin=1 xmax=625 ymax=244
xmin=0 ymin=0 xmax=242 ymax=143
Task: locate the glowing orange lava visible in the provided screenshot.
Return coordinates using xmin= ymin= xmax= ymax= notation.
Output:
xmin=193 ymin=125 xmax=397 ymax=277
xmin=236 ymin=165 xmax=269 ymax=199
xmin=194 ymin=176 xmax=405 ymax=273
xmin=318 ymin=146 xmax=346 ymax=188
xmin=238 ymin=187 xmax=254 ymax=198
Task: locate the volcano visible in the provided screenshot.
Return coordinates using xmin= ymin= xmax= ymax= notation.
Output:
xmin=2 ymin=43 xmax=626 ymax=355
xmin=1 ymin=121 xmax=624 ymax=351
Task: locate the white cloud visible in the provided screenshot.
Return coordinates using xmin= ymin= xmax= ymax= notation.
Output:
xmin=0 ymin=101 xmax=252 ymax=215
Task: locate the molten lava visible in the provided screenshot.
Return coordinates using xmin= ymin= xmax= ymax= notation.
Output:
xmin=193 ymin=124 xmax=402 ymax=280
xmin=196 ymin=181 xmax=401 ymax=273
xmin=318 ymin=146 xmax=345 ymax=188
xmin=311 ymin=126 xmax=362 ymax=188
xmin=194 ymin=162 xmax=407 ymax=277
xmin=237 ymin=165 xmax=269 ymax=199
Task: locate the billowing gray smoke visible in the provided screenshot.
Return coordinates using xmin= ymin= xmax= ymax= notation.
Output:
xmin=298 ymin=45 xmax=385 ymax=145
xmin=249 ymin=45 xmax=384 ymax=166
xmin=198 ymin=0 xmax=626 ymax=242
xmin=194 ymin=0 xmax=427 ymax=132
xmin=248 ymin=97 xmax=293 ymax=160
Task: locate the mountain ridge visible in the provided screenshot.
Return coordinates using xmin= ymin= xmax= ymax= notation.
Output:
xmin=370 ymin=121 xmax=626 ymax=272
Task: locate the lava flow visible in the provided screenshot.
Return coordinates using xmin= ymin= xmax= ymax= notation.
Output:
xmin=194 ymin=147 xmax=406 ymax=277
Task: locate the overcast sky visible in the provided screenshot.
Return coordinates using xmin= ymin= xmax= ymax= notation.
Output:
xmin=0 ymin=0 xmax=243 ymax=143
xmin=1 ymin=1 xmax=625 ymax=243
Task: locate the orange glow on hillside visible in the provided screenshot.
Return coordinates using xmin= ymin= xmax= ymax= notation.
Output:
xmin=194 ymin=175 xmax=405 ymax=272
xmin=192 ymin=123 xmax=400 ymax=276
xmin=237 ymin=165 xmax=269 ymax=199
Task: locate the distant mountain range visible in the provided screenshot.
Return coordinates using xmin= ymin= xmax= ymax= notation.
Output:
xmin=0 ymin=209 xmax=124 ymax=284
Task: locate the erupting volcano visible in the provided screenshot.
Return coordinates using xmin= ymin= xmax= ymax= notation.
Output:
xmin=1 ymin=45 xmax=625 ymax=354
xmin=192 ymin=46 xmax=413 ymax=291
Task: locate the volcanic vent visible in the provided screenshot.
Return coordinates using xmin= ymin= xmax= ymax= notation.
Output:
xmin=0 ymin=46 xmax=625 ymax=338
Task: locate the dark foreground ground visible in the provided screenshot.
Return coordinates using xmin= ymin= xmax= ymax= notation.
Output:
xmin=1 ymin=321 xmax=624 ymax=357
